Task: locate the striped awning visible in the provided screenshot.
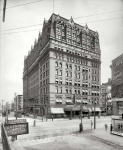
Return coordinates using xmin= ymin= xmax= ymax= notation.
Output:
xmin=51 ymin=108 xmax=64 ymax=114
xmin=66 ymin=100 xmax=72 ymax=103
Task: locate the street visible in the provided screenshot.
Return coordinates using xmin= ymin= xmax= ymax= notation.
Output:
xmin=2 ymin=112 xmax=122 ymax=150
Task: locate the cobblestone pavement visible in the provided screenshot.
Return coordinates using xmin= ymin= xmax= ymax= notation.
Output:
xmin=22 ymin=133 xmax=123 ymax=150
xmin=4 ymin=116 xmax=123 ymax=150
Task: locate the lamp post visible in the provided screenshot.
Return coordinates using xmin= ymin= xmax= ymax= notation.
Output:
xmin=94 ymin=99 xmax=96 ymax=129
xmin=80 ymin=99 xmax=83 ymax=132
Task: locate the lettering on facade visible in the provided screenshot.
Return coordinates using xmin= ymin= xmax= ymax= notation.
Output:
xmin=4 ymin=122 xmax=29 ymax=136
xmin=7 ymin=119 xmax=26 ymax=124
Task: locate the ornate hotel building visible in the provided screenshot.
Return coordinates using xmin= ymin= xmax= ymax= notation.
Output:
xmin=23 ymin=14 xmax=101 ymax=116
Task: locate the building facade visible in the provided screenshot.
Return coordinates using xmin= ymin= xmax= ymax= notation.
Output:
xmin=100 ymin=79 xmax=112 ymax=115
xmin=14 ymin=95 xmax=23 ymax=111
xmin=23 ymin=14 xmax=101 ymax=116
xmin=110 ymin=53 xmax=123 ymax=98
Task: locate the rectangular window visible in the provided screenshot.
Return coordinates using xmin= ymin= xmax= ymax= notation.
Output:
xmin=66 ymin=79 xmax=68 ymax=85
xmin=69 ymin=80 xmax=72 ymax=85
xmin=59 ymin=78 xmax=62 ymax=84
xmin=78 ymin=73 xmax=80 ymax=79
xmin=70 ymin=72 xmax=72 ymax=77
xmin=55 ymin=78 xmax=58 ymax=84
xmin=60 ymin=87 xmax=62 ymax=93
xmin=59 ymin=70 xmax=62 ymax=76
xmin=55 ymin=69 xmax=58 ymax=75
xmin=75 ymin=72 xmax=77 ymax=78
xmin=66 ymin=71 xmax=69 ymax=77
xmin=69 ymin=64 xmax=72 ymax=69
xmin=55 ymin=61 xmax=58 ymax=67
xmin=56 ymin=86 xmax=58 ymax=93
xmin=66 ymin=88 xmax=68 ymax=94
xmin=69 ymin=88 xmax=72 ymax=94
xmin=78 ymin=89 xmax=80 ymax=94
xmin=74 ymin=89 xmax=77 ymax=94
xmin=66 ymin=63 xmax=68 ymax=69
xmin=78 ymin=81 xmax=80 ymax=86
xmin=59 ymin=62 xmax=62 ymax=68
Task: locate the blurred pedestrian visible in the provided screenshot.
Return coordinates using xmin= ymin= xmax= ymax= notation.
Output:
xmin=52 ymin=115 xmax=53 ymax=121
xmin=105 ymin=123 xmax=108 ymax=131
xmin=91 ymin=120 xmax=93 ymax=130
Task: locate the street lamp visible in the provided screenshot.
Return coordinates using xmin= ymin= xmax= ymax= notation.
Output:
xmin=80 ymin=99 xmax=83 ymax=132
xmin=94 ymin=99 xmax=96 ymax=129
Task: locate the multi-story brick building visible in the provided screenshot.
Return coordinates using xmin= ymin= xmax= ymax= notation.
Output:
xmin=110 ymin=53 xmax=123 ymax=98
xmin=23 ymin=14 xmax=101 ymax=117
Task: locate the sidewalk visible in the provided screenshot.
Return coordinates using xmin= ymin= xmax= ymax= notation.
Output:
xmin=90 ymin=128 xmax=123 ymax=147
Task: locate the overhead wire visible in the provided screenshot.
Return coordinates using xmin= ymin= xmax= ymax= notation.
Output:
xmin=0 ymin=9 xmax=122 ymax=33
xmin=73 ymin=10 xmax=122 ymax=19
xmin=0 ymin=0 xmax=43 ymax=11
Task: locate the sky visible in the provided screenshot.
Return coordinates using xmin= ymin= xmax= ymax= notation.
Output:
xmin=0 ymin=0 xmax=123 ymax=103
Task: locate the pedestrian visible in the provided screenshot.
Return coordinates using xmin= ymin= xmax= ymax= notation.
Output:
xmin=52 ymin=115 xmax=53 ymax=121
xmin=105 ymin=123 xmax=107 ymax=131
xmin=91 ymin=120 xmax=93 ymax=130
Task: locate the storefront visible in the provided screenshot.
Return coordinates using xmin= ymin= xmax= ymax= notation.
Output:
xmin=50 ymin=107 xmax=65 ymax=118
xmin=111 ymin=98 xmax=123 ymax=136
xmin=64 ymin=104 xmax=101 ymax=118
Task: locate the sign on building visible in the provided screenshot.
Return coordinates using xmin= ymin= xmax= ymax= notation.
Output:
xmin=4 ymin=122 xmax=29 ymax=136
xmin=7 ymin=119 xmax=26 ymax=124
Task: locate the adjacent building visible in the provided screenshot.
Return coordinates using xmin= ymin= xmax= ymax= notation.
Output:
xmin=14 ymin=95 xmax=23 ymax=111
xmin=100 ymin=79 xmax=112 ymax=115
xmin=110 ymin=53 xmax=123 ymax=98
xmin=23 ymin=14 xmax=101 ymax=117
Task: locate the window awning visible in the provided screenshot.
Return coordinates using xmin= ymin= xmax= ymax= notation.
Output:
xmin=66 ymin=100 xmax=72 ymax=103
xmin=51 ymin=108 xmax=64 ymax=114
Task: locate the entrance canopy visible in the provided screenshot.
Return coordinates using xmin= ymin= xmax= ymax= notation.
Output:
xmin=51 ymin=108 xmax=64 ymax=114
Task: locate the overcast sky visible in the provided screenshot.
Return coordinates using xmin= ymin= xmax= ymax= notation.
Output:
xmin=0 ymin=0 xmax=123 ymax=103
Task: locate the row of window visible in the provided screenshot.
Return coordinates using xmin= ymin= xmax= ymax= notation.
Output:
xmin=40 ymin=62 xmax=49 ymax=73
xmin=54 ymin=46 xmax=100 ymax=59
xmin=40 ymin=78 xmax=49 ymax=86
xmin=54 ymin=53 xmax=88 ymax=65
xmin=55 ymin=69 xmax=99 ymax=81
xmin=56 ymin=33 xmax=99 ymax=50
xmin=40 ymin=70 xmax=49 ymax=79
xmin=56 ymin=62 xmax=100 ymax=75
xmin=55 ymin=86 xmax=100 ymax=95
xmin=55 ymin=78 xmax=99 ymax=87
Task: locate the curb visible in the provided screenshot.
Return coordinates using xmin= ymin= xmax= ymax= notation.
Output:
xmin=91 ymin=135 xmax=123 ymax=148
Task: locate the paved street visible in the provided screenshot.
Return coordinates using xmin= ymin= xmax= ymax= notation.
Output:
xmin=1 ymin=113 xmax=122 ymax=150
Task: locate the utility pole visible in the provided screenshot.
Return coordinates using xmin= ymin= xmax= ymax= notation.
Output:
xmin=6 ymin=102 xmax=8 ymax=123
xmin=80 ymin=98 xmax=83 ymax=132
xmin=2 ymin=100 xmax=4 ymax=121
xmin=2 ymin=0 xmax=7 ymax=22
xmin=94 ymin=99 xmax=96 ymax=129
xmin=15 ymin=93 xmax=17 ymax=120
